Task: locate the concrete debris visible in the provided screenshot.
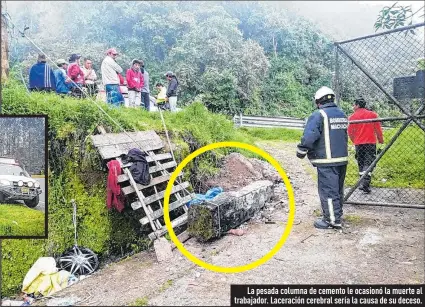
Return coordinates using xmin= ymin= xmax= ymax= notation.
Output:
xmin=227 ymin=229 xmax=245 ymax=236
xmin=154 ymin=237 xmax=173 ymax=262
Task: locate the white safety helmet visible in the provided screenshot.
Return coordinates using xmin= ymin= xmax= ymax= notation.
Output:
xmin=314 ymin=86 xmax=335 ymax=104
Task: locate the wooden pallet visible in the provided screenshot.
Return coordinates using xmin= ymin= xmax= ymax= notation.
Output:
xmin=90 ymin=129 xmax=194 ymax=241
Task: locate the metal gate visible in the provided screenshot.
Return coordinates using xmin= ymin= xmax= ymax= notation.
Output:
xmin=334 ymin=22 xmax=425 ymax=209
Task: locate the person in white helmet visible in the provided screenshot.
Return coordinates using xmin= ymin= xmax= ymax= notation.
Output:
xmin=296 ymin=86 xmax=349 ymax=229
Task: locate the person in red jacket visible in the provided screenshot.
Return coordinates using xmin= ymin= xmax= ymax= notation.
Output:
xmin=126 ymin=59 xmax=144 ymax=107
xmin=348 ymin=98 xmax=384 ymax=194
xmin=67 ymin=54 xmax=85 ymax=98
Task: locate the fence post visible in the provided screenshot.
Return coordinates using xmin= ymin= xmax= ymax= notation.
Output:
xmin=239 ymin=113 xmax=243 ymax=127
xmin=334 ymin=43 xmax=340 ymax=106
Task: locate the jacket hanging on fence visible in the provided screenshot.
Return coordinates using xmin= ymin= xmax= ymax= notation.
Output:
xmin=106 ymin=160 xmax=125 ymax=212
xmin=121 ymin=148 xmax=151 ymax=185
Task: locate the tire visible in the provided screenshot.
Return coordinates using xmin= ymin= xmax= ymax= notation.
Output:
xmin=24 ymin=194 xmax=39 ymax=208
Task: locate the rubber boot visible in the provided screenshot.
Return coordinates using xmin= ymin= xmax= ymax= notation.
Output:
xmin=314 ymin=218 xmax=342 ymax=230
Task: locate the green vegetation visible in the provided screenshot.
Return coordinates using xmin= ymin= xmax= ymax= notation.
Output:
xmin=7 ymin=1 xmax=333 ymax=118
xmin=159 ymin=280 xmax=174 ymax=293
xmin=346 ymin=126 xmax=425 ymax=188
xmin=0 ymin=204 xmax=45 ymax=237
xmin=0 ymin=81 xmax=279 ymax=297
xmin=187 ymin=206 xmax=215 ymax=242
xmin=241 ymin=127 xmax=303 ymax=142
xmin=1 ymin=81 xmax=423 ymax=297
xmin=128 ymin=297 xmax=149 ymax=306
xmin=344 ymin=215 xmax=363 ymax=225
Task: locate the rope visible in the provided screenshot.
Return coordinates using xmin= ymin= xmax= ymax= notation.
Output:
xmin=4 ymin=14 xmax=229 ymax=240
xmin=6 ymin=21 xmax=195 ymax=203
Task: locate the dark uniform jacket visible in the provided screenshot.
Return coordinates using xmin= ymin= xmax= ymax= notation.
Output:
xmin=166 ymin=76 xmax=178 ymax=97
xmin=297 ymin=102 xmax=348 ymax=167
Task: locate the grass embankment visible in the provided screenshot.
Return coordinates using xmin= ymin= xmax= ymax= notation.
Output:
xmin=244 ymin=126 xmax=424 ymax=189
xmin=0 ymin=204 xmax=45 ymax=237
xmin=1 ymin=80 xmax=423 ymax=297
xmin=0 ymin=80 xmax=296 ymax=297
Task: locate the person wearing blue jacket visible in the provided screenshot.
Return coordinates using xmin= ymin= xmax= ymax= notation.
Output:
xmin=53 ymin=59 xmax=71 ymax=95
xmin=29 ymin=54 xmax=56 ymax=92
xmin=296 ymin=86 xmax=348 ymax=229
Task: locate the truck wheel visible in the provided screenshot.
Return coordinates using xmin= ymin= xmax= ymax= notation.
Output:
xmin=24 ymin=195 xmax=39 ymax=208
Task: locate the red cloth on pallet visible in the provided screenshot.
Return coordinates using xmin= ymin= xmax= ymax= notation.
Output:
xmin=107 ymin=160 xmax=125 ymax=212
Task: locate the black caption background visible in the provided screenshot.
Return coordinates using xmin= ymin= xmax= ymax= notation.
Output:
xmin=231 ymin=284 xmax=424 ymax=306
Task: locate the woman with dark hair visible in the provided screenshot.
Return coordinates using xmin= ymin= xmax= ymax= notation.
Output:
xmin=67 ymin=53 xmax=85 ymax=98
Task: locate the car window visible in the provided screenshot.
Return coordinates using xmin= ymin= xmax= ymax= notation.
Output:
xmin=0 ymin=164 xmax=26 ymax=176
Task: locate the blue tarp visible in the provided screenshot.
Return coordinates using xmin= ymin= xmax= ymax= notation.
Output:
xmin=186 ymin=187 xmax=223 ymax=207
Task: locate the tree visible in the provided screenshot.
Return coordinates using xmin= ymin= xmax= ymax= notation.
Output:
xmin=374 ymin=2 xmax=425 ymax=32
xmin=1 ymin=11 xmax=9 ymax=83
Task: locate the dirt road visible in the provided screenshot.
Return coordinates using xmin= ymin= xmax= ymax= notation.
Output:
xmin=38 ymin=141 xmax=424 ymax=306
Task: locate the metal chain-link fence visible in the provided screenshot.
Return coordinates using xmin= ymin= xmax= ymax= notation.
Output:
xmin=335 ymin=23 xmax=425 ymax=209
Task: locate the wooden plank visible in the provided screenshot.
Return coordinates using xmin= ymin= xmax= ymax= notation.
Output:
xmin=96 ymin=143 xmax=164 ymax=160
xmin=121 ymin=172 xmax=183 ymax=195
xmin=148 ymin=213 xmax=188 ymax=241
xmin=123 ymin=167 xmax=158 ymax=232
xmin=118 ymin=161 xmax=178 ymax=183
xmin=139 ymin=194 xmax=194 ymax=225
xmin=90 ymin=130 xmax=164 ymax=160
xmin=91 ymin=130 xmax=162 ymax=147
xmin=131 ymin=181 xmax=190 ymax=210
xmin=120 ymin=153 xmax=172 ymax=168
xmin=171 ymin=231 xmax=191 ymax=250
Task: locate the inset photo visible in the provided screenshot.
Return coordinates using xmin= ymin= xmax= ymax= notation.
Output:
xmin=0 ymin=115 xmax=47 ymax=238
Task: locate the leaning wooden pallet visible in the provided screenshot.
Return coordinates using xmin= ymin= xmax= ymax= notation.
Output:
xmin=90 ymin=128 xmax=195 ymax=242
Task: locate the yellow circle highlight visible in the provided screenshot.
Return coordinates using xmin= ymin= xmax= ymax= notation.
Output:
xmin=163 ymin=141 xmax=295 ymax=273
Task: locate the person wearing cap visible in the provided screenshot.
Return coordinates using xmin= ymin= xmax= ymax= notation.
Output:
xmin=348 ymin=98 xmax=384 ymax=194
xmin=101 ymin=48 xmax=124 ymax=106
xmin=29 ymin=54 xmax=56 ymax=92
xmin=297 ymin=86 xmax=348 ymax=230
xmin=165 ymin=71 xmax=179 ymax=112
xmin=81 ymin=57 xmax=98 ymax=97
xmin=140 ymin=60 xmax=150 ymax=111
xmin=53 ymin=59 xmax=71 ymax=95
xmin=67 ymin=54 xmax=85 ymax=98
xmin=126 ymin=59 xmax=144 ymax=107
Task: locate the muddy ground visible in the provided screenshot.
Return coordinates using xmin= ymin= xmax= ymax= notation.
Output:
xmin=32 ymin=141 xmax=424 ymax=306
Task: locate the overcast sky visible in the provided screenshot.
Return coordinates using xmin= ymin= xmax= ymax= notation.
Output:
xmin=3 ymin=1 xmax=424 ymax=41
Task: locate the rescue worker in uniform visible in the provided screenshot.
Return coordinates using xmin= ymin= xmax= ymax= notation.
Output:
xmin=348 ymin=98 xmax=384 ymax=194
xmin=296 ymin=86 xmax=349 ymax=229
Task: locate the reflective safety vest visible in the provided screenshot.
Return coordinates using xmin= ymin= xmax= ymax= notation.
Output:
xmin=297 ymin=102 xmax=349 ymax=167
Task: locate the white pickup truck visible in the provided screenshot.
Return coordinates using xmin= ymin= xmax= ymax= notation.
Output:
xmin=0 ymin=158 xmax=42 ymax=208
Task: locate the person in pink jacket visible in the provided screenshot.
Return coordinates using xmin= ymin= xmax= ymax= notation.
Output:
xmin=126 ymin=59 xmax=144 ymax=107
xmin=67 ymin=53 xmax=85 ymax=98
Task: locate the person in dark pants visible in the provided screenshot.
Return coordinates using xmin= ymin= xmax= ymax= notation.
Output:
xmin=297 ymin=86 xmax=349 ymax=229
xmin=348 ymin=98 xmax=384 ymax=194
xmin=165 ymin=71 xmax=179 ymax=112
xmin=140 ymin=60 xmax=150 ymax=111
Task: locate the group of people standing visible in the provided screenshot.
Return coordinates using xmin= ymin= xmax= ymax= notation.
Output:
xmin=297 ymin=86 xmax=384 ymax=230
xmin=28 ymin=48 xmax=179 ymax=111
